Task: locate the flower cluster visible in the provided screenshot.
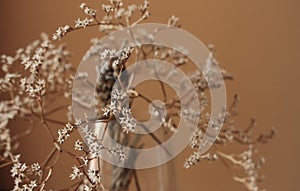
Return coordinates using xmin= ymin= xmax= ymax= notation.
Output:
xmin=184 ymin=152 xmax=218 ymax=169
xmin=57 ymin=123 xmax=75 ymax=144
xmin=108 ymin=147 xmax=126 ymax=162
xmin=53 ymin=0 xmax=151 ymax=37
xmin=21 ymin=78 xmax=46 ymax=98
xmin=82 ymin=124 xmax=127 ymax=161
xmin=102 ymin=89 xmax=137 ymax=133
xmin=183 ymin=94 xmax=275 ymax=190
xmin=8 ymin=155 xmax=40 ymax=191
xmin=217 ymin=146 xmax=266 ymax=191
xmin=52 ymin=25 xmax=71 ymax=40
xmin=75 ymin=18 xmax=94 ymax=28
xmin=119 ymin=108 xmax=136 ymax=133
xmin=100 ymin=47 xmax=134 ymax=70
xmin=80 ymin=3 xmax=96 ymax=17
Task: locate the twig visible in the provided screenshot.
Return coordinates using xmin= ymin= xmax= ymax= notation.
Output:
xmin=38 ymin=98 xmax=56 ymax=142
xmin=133 ymin=170 xmax=141 ymax=191
xmin=0 ymin=161 xmax=14 ymax=169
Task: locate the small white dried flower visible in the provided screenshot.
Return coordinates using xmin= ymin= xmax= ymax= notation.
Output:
xmin=70 ymin=165 xmax=83 ymax=180
xmin=79 ymin=3 xmax=86 ymax=9
xmin=109 ymin=0 xmax=123 ymax=7
xmin=32 ymin=47 xmax=45 ymax=62
xmin=162 ymin=118 xmax=177 ymax=133
xmin=123 ymin=5 xmax=137 ymax=18
xmin=102 ymin=4 xmax=114 ymax=13
xmin=139 ymin=0 xmax=149 ymax=13
xmin=31 ymin=163 xmax=41 ymax=172
xmin=189 ymin=128 xmax=203 ymax=149
xmin=118 ymin=148 xmax=126 ymax=162
xmin=142 ymin=10 xmax=150 ymax=19
xmin=84 ymin=185 xmax=93 ymax=191
xmin=89 ymin=141 xmax=104 ymax=158
xmin=168 ymin=15 xmax=180 ymax=27
xmin=75 ymin=140 xmax=83 ymax=151
xmin=75 ymin=118 xmax=82 ymax=125
xmin=28 ymin=180 xmax=37 ymax=190
xmin=111 ymin=89 xmax=126 ymax=100
xmin=76 ymin=72 xmax=89 ymax=79
xmin=80 ymin=3 xmax=96 ymax=16
xmin=121 ymin=47 xmax=133 ymax=60
xmin=22 ymin=180 xmax=37 ymax=191
xmin=1 ymin=54 xmax=14 ymax=65
xmin=102 ymin=100 xmax=118 ymax=116
xmin=116 ymin=8 xmax=125 ymax=18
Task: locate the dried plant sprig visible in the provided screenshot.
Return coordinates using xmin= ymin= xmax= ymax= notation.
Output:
xmin=52 ymin=0 xmax=151 ymax=40
xmin=183 ymin=93 xmax=275 ymax=191
xmin=0 ymin=1 xmax=274 ymax=191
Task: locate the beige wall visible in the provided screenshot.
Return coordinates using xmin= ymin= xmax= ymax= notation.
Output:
xmin=0 ymin=0 xmax=299 ymax=190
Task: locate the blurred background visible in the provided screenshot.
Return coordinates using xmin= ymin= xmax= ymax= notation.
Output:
xmin=0 ymin=0 xmax=299 ymax=190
